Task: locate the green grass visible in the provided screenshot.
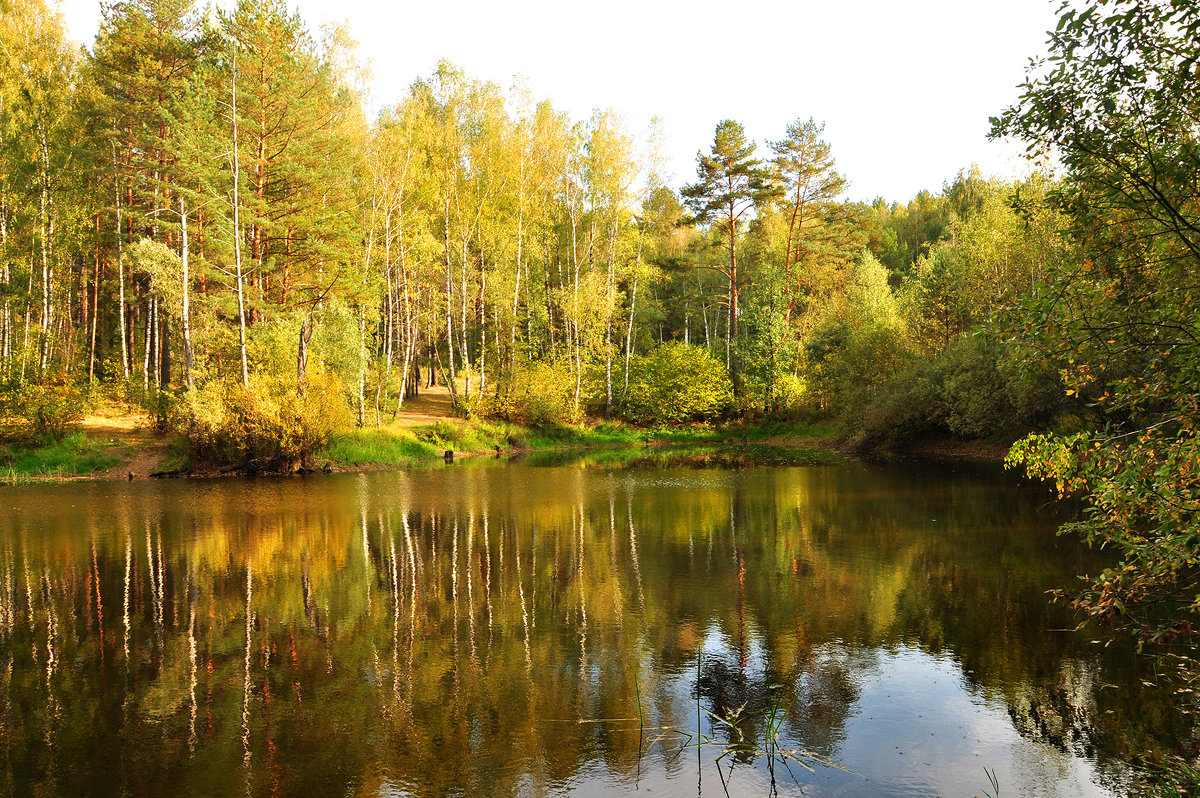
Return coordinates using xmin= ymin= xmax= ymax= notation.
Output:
xmin=509 ymin=418 xmax=837 ymax=451
xmin=155 ymin=435 xmax=192 ymax=472
xmin=416 ymin=418 xmax=649 ymax=452
xmin=0 ymin=432 xmax=127 ymax=481
xmin=1145 ymin=759 xmax=1200 ymax=797
xmin=317 ymin=417 xmax=840 ymax=471
xmin=319 ymin=428 xmax=442 ymax=467
xmin=522 ymin=442 xmax=842 ymax=469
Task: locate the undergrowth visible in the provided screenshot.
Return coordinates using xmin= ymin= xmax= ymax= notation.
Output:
xmin=0 ymin=432 xmax=126 ymax=481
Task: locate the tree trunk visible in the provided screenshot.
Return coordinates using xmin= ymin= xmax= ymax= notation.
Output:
xmin=180 ymin=196 xmax=194 ymax=390
xmin=155 ymin=303 xmax=165 ymax=389
xmin=396 ymin=212 xmax=416 ymax=411
xmin=460 ymin=234 xmax=471 ymax=402
xmin=37 ymin=117 xmax=52 ymax=377
xmin=511 ymin=198 xmax=522 ymax=373
xmin=605 ymin=218 xmax=615 ymax=416
xmin=357 ymin=305 xmax=367 ymax=427
xmin=570 ymin=211 xmax=581 ymax=414
xmin=478 ymin=247 xmax=486 ymax=395
xmin=143 ymin=296 xmax=154 ymax=392
xmin=113 ymin=141 xmax=130 ymax=383
xmin=623 ymin=230 xmax=643 ymax=399
xmin=231 ymin=53 xmax=249 ymax=388
xmin=443 ymin=197 xmax=457 ymax=399
xmin=89 ymin=218 xmax=101 ymax=385
xmin=20 ymin=261 xmax=32 ymax=382
xmin=296 ymin=314 xmax=312 ymax=396
xmin=727 ymin=198 xmax=740 ymax=395
xmin=0 ymin=98 xmax=7 ymax=378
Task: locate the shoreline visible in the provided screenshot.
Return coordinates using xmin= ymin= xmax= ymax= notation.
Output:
xmin=0 ymin=412 xmax=1015 ymax=485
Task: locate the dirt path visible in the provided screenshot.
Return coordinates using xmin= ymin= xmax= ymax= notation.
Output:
xmin=82 ymin=405 xmax=172 ymax=479
xmin=393 ymin=384 xmax=458 ymax=428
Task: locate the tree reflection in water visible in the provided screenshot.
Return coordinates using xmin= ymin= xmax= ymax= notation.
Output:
xmin=0 ymin=462 xmax=1193 ymax=797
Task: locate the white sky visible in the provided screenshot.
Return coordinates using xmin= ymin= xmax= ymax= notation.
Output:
xmin=55 ymin=0 xmax=1058 ymax=204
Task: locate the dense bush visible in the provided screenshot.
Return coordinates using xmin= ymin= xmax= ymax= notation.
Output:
xmin=0 ymin=381 xmax=86 ymax=442
xmin=805 ymin=320 xmax=913 ymax=422
xmin=857 ymin=333 xmax=1066 ymax=447
xmin=801 ymin=252 xmax=914 ymax=422
xmin=620 ymin=342 xmax=733 ymax=426
xmin=182 ymin=371 xmax=351 ymax=470
xmin=413 ymin=420 xmax=464 ymax=447
xmin=484 ymin=361 xmax=580 ymax=427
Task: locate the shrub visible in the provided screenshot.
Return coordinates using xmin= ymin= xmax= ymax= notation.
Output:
xmin=413 ymin=420 xmax=463 ymax=448
xmin=0 ymin=381 xmax=86 ymax=443
xmin=805 ymin=320 xmax=914 ymax=423
xmin=857 ymin=333 xmax=1068 ymax=447
xmin=483 ymin=361 xmax=580 ymax=427
xmin=145 ymin=389 xmax=177 ymax=434
xmin=620 ymin=342 xmax=733 ymax=426
xmin=182 ymin=371 xmax=351 ymax=470
xmin=771 ymin=374 xmax=807 ymax=416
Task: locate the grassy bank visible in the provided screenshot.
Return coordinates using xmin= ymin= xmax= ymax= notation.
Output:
xmin=0 ymin=412 xmax=842 ymax=482
xmin=0 ymin=432 xmax=130 ymax=483
xmin=317 ymin=417 xmax=840 ymax=470
xmin=519 ymin=441 xmax=843 ymax=469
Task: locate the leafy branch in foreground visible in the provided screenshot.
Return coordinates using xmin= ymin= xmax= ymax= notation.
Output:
xmin=1008 ymin=426 xmax=1200 ymax=643
xmin=996 ymin=0 xmax=1200 ymax=644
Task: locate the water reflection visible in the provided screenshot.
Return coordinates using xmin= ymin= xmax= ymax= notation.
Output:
xmin=0 ymin=463 xmax=1194 ymax=796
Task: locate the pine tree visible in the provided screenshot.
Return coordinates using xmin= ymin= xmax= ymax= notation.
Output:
xmin=768 ymin=118 xmax=853 ymax=321
xmin=681 ymin=120 xmax=774 ymax=394
xmin=92 ymin=0 xmax=200 ymax=387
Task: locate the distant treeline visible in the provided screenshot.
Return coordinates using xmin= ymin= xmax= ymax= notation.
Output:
xmin=0 ymin=0 xmax=1074 ymax=456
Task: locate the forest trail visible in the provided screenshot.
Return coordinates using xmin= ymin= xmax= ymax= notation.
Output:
xmin=80 ymin=405 xmax=173 ymax=478
xmin=393 ymin=383 xmax=459 ymax=428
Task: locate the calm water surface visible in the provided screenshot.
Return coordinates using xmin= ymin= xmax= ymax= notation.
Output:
xmin=0 ymin=459 xmax=1194 ymax=796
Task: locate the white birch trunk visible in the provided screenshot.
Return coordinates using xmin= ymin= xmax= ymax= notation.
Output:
xmin=37 ymin=118 xmax=52 ymax=377
xmin=231 ymin=53 xmax=249 ymax=388
xmin=180 ymin=195 xmax=194 ymax=390
xmin=113 ymin=141 xmax=130 ymax=383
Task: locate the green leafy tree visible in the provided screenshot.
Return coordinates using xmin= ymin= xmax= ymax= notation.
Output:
xmin=92 ymin=0 xmax=200 ymax=387
xmin=805 ymin=252 xmax=910 ymax=419
xmin=621 ymin=341 xmax=732 ymax=426
xmin=738 ymin=211 xmax=794 ymax=414
xmin=995 ymin=0 xmax=1200 ymax=644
